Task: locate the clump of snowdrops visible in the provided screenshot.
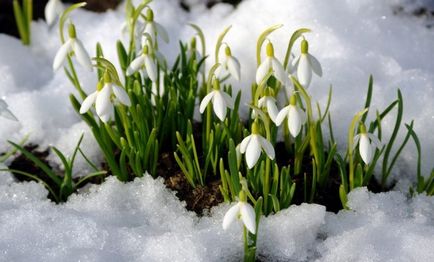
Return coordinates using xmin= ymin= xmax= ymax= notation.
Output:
xmin=1 ymin=0 xmax=432 ymax=260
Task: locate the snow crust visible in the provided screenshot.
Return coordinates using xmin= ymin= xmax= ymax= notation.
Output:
xmin=0 ymin=175 xmax=433 ymax=261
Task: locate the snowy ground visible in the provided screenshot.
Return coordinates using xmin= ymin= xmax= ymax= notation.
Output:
xmin=0 ymin=0 xmax=434 ymax=261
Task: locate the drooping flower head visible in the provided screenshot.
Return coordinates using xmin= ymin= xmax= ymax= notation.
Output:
xmin=353 ymin=123 xmax=382 ymax=165
xmin=141 ymin=8 xmax=169 ymax=45
xmin=275 ymin=94 xmax=306 ymax=137
xmin=126 ymin=45 xmax=157 ymax=82
xmin=239 ymin=121 xmax=275 ymax=169
xmin=256 ymin=41 xmax=290 ymax=86
xmin=53 ymin=23 xmax=93 ymax=72
xmin=257 ymin=87 xmax=279 ymax=123
xmin=199 ymin=78 xmax=234 ymax=121
xmin=218 ymin=45 xmax=241 ymax=81
xmin=222 ymin=190 xmax=256 ymax=234
xmin=293 ymin=39 xmax=322 ymax=88
xmin=80 ymin=71 xmax=131 ymax=123
xmin=45 ymin=0 xmax=64 ymax=26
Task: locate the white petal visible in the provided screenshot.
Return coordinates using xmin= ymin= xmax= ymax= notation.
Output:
xmin=53 ymin=40 xmax=72 ymax=71
xmin=155 ymin=22 xmax=169 ymax=43
xmin=308 ymin=54 xmax=322 ymax=77
xmin=95 ymin=84 xmax=112 ymax=117
xmin=99 ymin=105 xmax=114 ymax=123
xmin=199 ymin=91 xmax=215 ymax=114
xmin=288 ymin=105 xmax=303 ymax=137
xmin=0 ymin=108 xmax=18 ymax=121
xmin=73 ymin=39 xmax=93 ymax=71
xmin=222 ymin=203 xmax=240 ymax=231
xmin=112 ymin=85 xmax=131 ymax=106
xmin=239 ymin=135 xmax=251 ymax=154
xmin=359 ymin=134 xmax=373 ymax=164
xmin=79 ymin=91 xmax=98 ymax=114
xmin=144 ymin=23 xmax=156 ymax=38
xmin=275 ymin=106 xmax=290 ymax=126
xmin=126 ymin=55 xmax=145 ymax=76
xmin=240 ymin=202 xmax=256 ymax=234
xmin=245 ymin=135 xmax=262 ymax=169
xmin=297 ymin=54 xmax=312 ymax=88
xmin=259 ymin=136 xmax=275 ymax=160
xmin=212 ymin=91 xmax=227 ymax=121
xmin=266 ymin=99 xmax=279 ymax=123
xmin=45 ymin=0 xmax=57 ymax=25
xmin=227 ymin=56 xmax=241 ymax=81
xmin=271 ymin=58 xmax=290 ymax=86
xmin=221 ymin=91 xmax=234 ymax=109
xmin=144 ymin=55 xmax=157 ymax=82
xmin=256 ymin=58 xmax=271 ymax=84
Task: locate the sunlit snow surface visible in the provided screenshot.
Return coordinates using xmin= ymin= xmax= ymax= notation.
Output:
xmin=0 ymin=0 xmax=434 ymax=261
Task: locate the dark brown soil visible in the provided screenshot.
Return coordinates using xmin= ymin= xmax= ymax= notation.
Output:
xmin=157 ymin=152 xmax=223 ymax=215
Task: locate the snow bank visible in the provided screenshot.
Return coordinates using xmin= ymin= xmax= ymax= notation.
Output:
xmin=0 ymin=175 xmax=433 ymax=261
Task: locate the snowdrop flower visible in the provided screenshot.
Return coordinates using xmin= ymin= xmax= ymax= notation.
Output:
xmin=239 ymin=122 xmax=275 ymax=169
xmin=199 ymin=78 xmax=234 ymax=121
xmin=275 ymin=95 xmax=306 ymax=137
xmin=141 ymin=9 xmax=169 ymax=45
xmin=353 ymin=124 xmax=382 ymax=165
xmin=45 ymin=0 xmax=63 ymax=26
xmin=126 ymin=45 xmax=157 ymax=82
xmin=151 ymin=71 xmax=165 ymax=106
xmin=257 ymin=88 xmax=278 ymax=123
xmin=256 ymin=42 xmax=290 ymax=86
xmin=293 ymin=39 xmax=322 ymax=88
xmin=222 ymin=191 xmax=256 ymax=234
xmin=0 ymin=99 xmax=18 ymax=121
xmin=80 ymin=72 xmax=131 ymax=123
xmin=219 ymin=45 xmax=241 ymax=81
xmin=53 ymin=24 xmax=92 ymax=72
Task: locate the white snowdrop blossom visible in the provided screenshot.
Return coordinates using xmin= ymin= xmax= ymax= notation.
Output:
xmin=151 ymin=71 xmax=165 ymax=106
xmin=219 ymin=46 xmax=241 ymax=81
xmin=256 ymin=42 xmax=290 ymax=86
xmin=239 ymin=122 xmax=275 ymax=169
xmin=0 ymin=99 xmax=18 ymax=121
xmin=258 ymin=95 xmax=278 ymax=123
xmin=126 ymin=45 xmax=157 ymax=82
xmin=53 ymin=24 xmax=92 ymax=72
xmin=222 ymin=191 xmax=256 ymax=234
xmin=44 ymin=0 xmax=64 ymax=26
xmin=275 ymin=95 xmax=306 ymax=137
xmin=199 ymin=80 xmax=234 ymax=121
xmin=80 ymin=73 xmax=131 ymax=123
xmin=353 ymin=124 xmax=382 ymax=165
xmin=293 ymin=39 xmax=322 ymax=88
xmin=141 ymin=9 xmax=169 ymax=45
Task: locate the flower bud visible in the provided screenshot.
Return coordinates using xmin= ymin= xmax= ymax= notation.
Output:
xmin=266 ymin=42 xmax=274 ymax=57
xmin=301 ymin=39 xmax=309 ymax=54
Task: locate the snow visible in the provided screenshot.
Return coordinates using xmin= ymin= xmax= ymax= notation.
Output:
xmin=0 ymin=175 xmax=433 ymax=261
xmin=0 ymin=0 xmax=434 ymax=261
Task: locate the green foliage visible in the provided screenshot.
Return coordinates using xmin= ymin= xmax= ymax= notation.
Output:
xmin=13 ymin=0 xmax=32 ymax=45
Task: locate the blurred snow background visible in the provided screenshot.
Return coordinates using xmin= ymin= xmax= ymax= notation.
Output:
xmin=0 ymin=0 xmax=434 ymax=260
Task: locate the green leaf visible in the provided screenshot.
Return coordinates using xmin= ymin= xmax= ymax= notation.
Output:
xmin=8 ymin=141 xmax=62 ymax=186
